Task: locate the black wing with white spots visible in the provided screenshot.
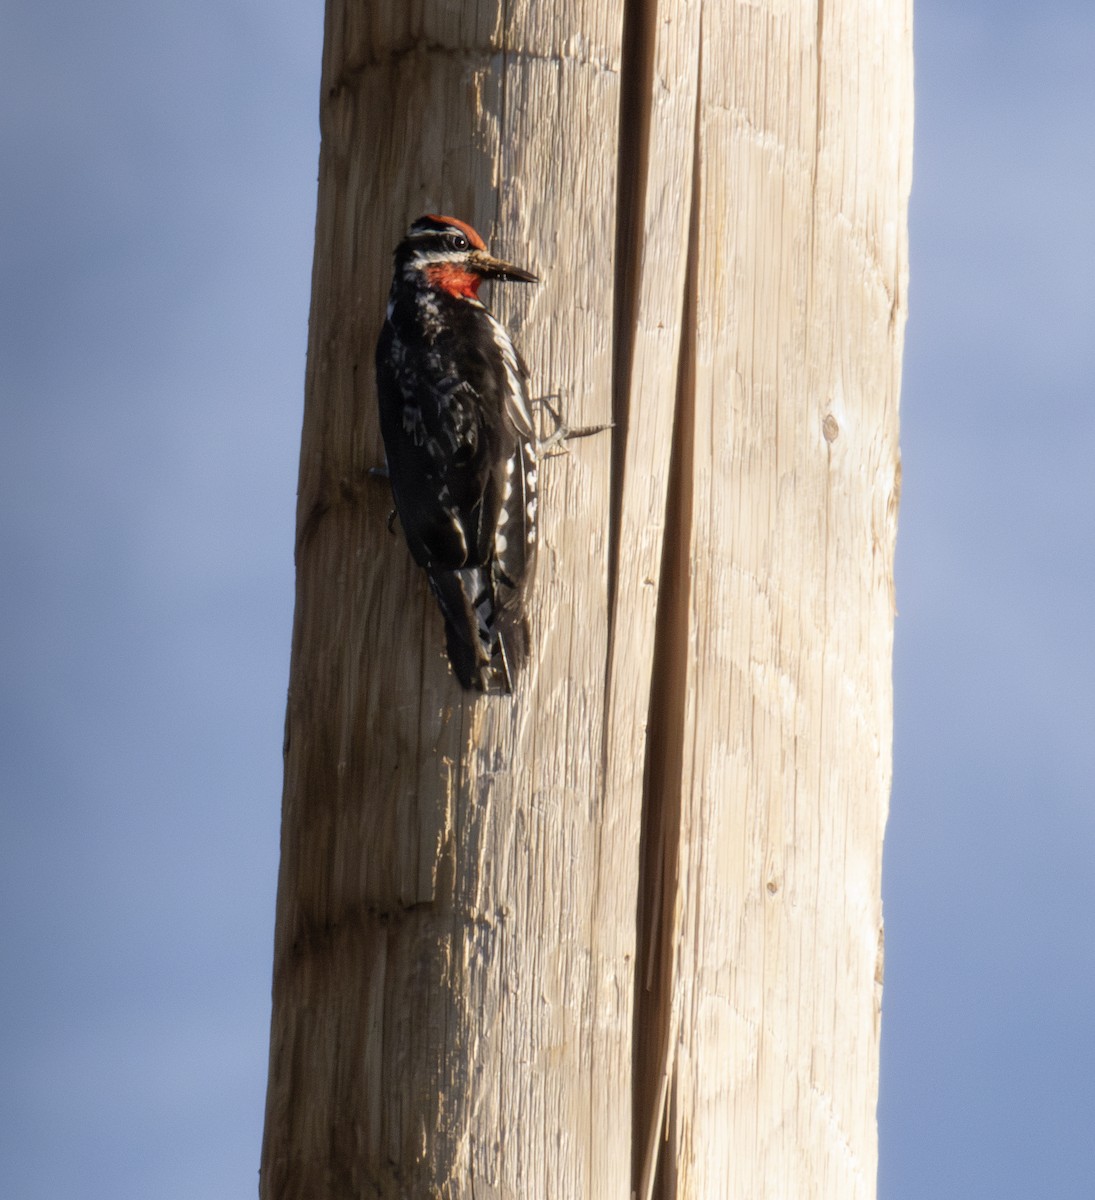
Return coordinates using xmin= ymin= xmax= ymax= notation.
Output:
xmin=376 ymin=279 xmax=537 ymax=692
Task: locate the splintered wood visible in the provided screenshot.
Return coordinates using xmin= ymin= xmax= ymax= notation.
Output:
xmin=260 ymin=2 xmax=911 ymax=1198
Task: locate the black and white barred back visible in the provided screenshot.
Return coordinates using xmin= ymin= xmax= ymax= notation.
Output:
xmin=375 ymin=214 xmax=539 ymax=692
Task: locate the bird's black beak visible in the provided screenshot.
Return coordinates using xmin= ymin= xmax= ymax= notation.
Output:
xmin=468 ymin=250 xmax=538 ymax=284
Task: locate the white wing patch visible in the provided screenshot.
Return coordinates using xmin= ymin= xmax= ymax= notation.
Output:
xmin=486 ymin=312 xmax=535 ymax=438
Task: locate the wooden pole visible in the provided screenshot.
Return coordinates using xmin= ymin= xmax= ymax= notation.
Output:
xmin=650 ymin=3 xmax=912 ymax=1195
xmin=259 ymin=2 xmax=911 ymax=1197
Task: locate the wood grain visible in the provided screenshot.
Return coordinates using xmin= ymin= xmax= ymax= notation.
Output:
xmin=259 ymin=1 xmax=911 ymax=1196
xmin=665 ymin=2 xmax=911 ymax=1196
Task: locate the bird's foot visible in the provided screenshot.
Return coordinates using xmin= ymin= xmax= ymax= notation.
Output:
xmin=532 ymin=394 xmax=613 ymax=458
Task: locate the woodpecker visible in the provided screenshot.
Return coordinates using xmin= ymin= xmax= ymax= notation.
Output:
xmin=376 ymin=214 xmax=540 ymax=693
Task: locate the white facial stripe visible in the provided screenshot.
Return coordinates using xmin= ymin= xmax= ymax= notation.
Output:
xmin=404 ymin=249 xmax=472 ymax=270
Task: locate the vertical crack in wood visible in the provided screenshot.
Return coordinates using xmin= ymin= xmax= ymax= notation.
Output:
xmin=497 ymin=0 xmax=510 ymax=241
xmin=812 ymin=0 xmax=825 ymax=205
xmin=607 ymin=0 xmax=658 ymax=639
xmin=632 ymin=23 xmax=702 ymax=1200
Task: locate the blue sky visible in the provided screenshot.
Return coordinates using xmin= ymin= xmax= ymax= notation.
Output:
xmin=1 ymin=3 xmax=1091 ymax=1197
xmin=882 ymin=6 xmax=1095 ymax=1196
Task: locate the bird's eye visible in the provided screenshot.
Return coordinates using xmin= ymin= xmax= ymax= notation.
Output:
xmin=451 ymin=234 xmax=469 ymax=251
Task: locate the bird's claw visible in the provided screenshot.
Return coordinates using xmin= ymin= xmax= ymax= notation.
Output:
xmin=532 ymin=395 xmax=612 ymax=458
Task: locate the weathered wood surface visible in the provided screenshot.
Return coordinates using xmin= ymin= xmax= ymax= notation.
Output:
xmin=260 ymin=1 xmax=911 ymax=1197
xmin=659 ymin=4 xmax=912 ymax=1197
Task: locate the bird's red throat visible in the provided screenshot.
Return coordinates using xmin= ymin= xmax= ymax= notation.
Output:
xmin=425 ymin=263 xmax=482 ymax=299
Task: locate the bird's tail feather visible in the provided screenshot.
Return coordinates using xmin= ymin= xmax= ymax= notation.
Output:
xmin=427 ymin=566 xmax=527 ymax=693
